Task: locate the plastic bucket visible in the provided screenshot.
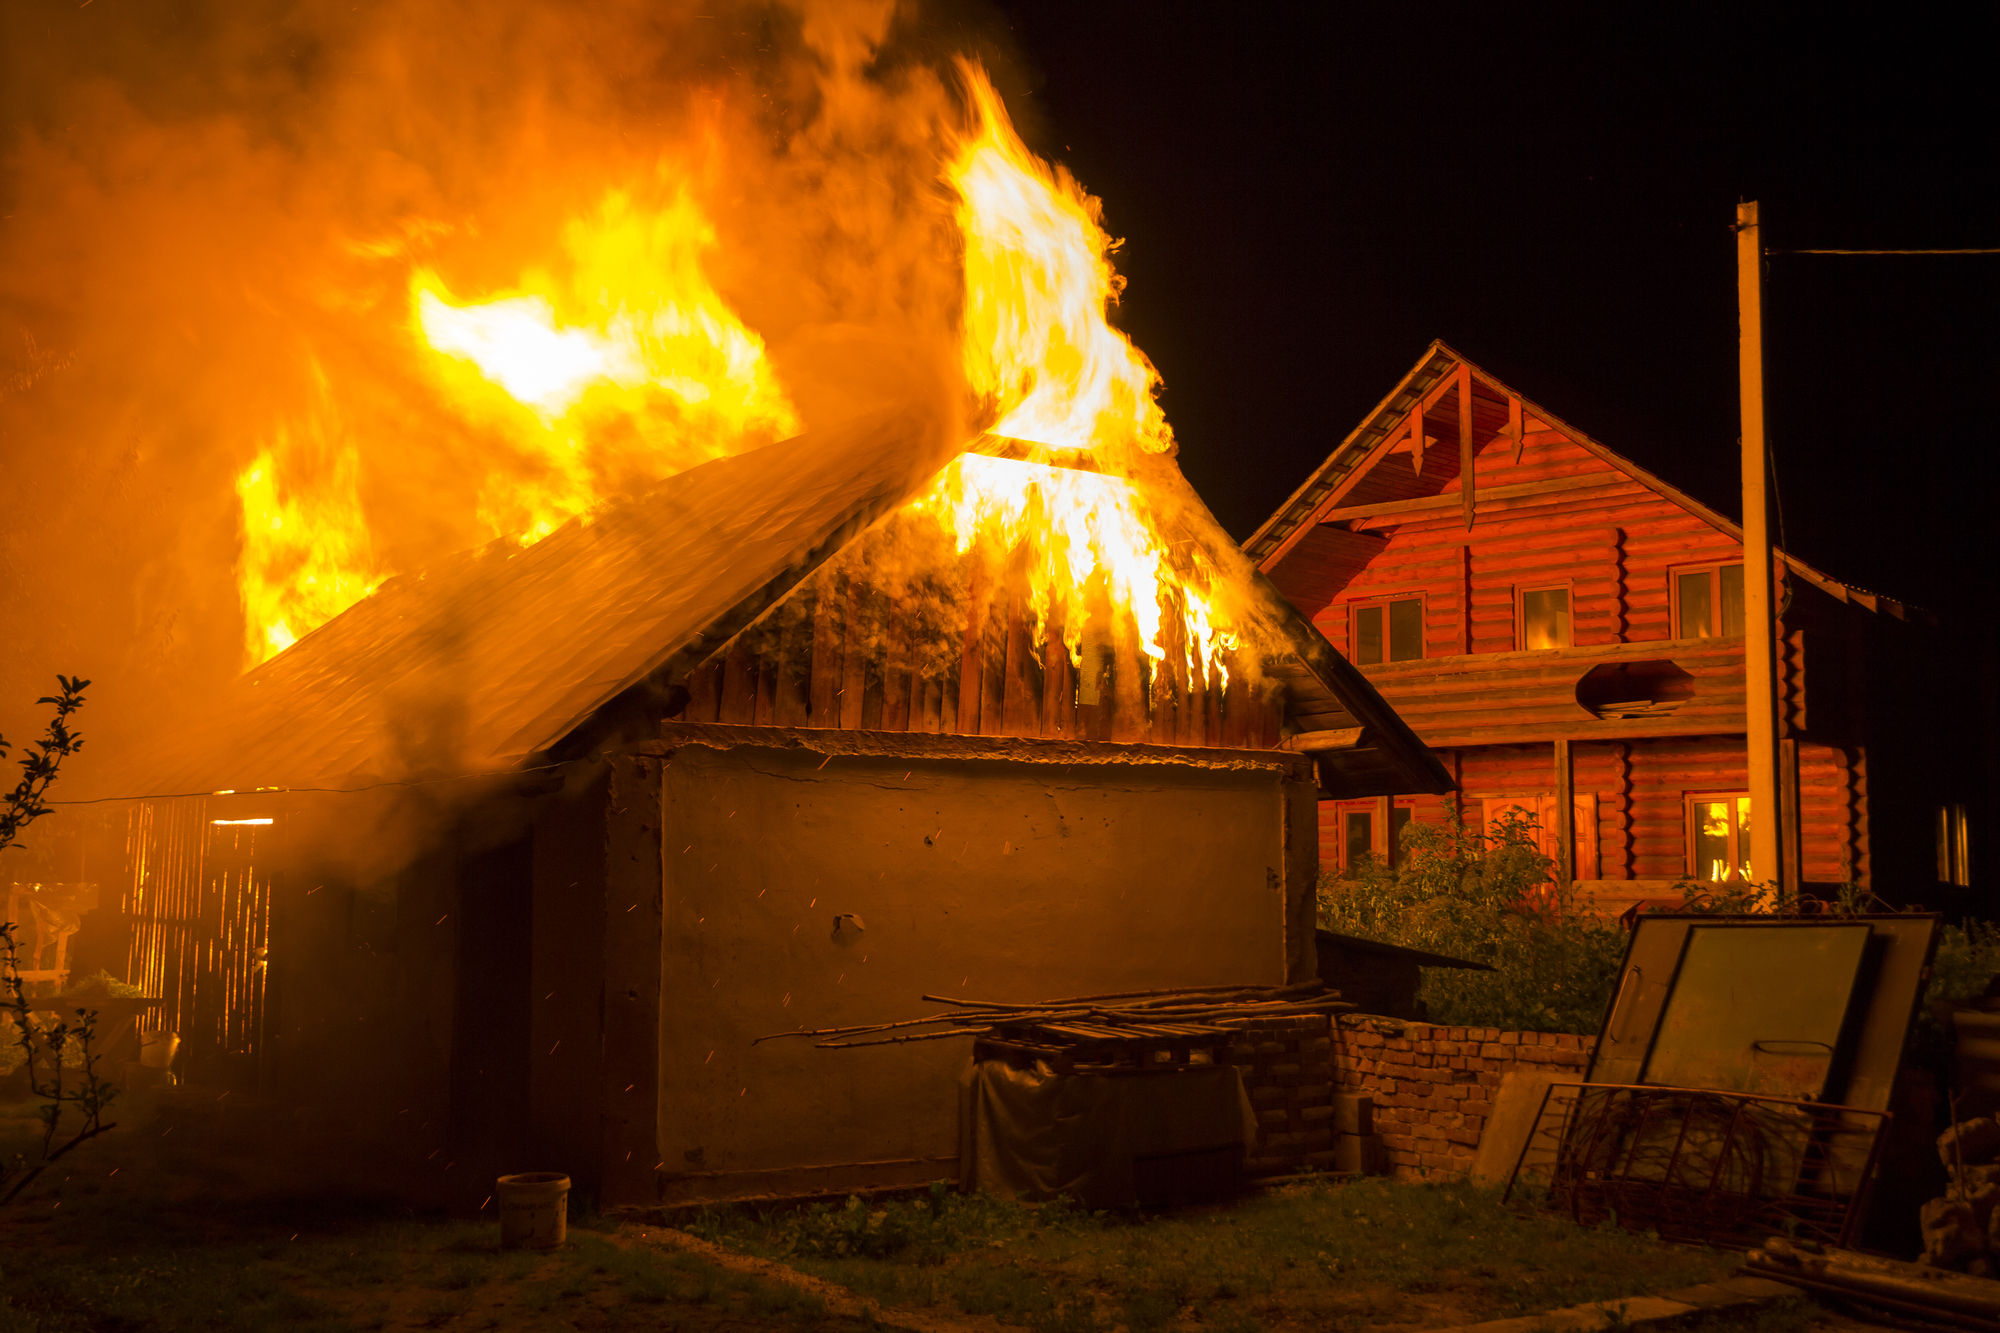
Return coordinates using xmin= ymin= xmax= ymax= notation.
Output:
xmin=496 ymin=1172 xmax=569 ymax=1249
xmin=138 ymin=1032 xmax=179 ymax=1070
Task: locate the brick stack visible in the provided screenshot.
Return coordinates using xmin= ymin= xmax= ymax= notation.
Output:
xmin=1335 ymin=1020 xmax=1596 ymax=1181
xmin=1224 ymin=1013 xmax=1337 ymax=1175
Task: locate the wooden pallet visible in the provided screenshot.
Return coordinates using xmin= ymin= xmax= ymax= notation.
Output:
xmin=976 ymin=1019 xmax=1239 ymax=1075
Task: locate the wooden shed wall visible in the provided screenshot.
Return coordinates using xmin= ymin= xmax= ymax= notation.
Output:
xmin=677 ymin=569 xmax=1286 ymax=750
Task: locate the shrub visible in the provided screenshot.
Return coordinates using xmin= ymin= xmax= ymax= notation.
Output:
xmin=1316 ymin=798 xmax=1626 ymax=1034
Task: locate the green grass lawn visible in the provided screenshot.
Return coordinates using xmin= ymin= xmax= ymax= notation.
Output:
xmin=686 ymin=1176 xmax=1816 ymax=1332
xmin=0 ymin=1189 xmax=859 ymax=1333
xmin=0 ymin=1089 xmax=1830 ymax=1333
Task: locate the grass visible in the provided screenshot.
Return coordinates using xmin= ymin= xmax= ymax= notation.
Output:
xmin=0 ymin=1184 xmax=864 ymax=1333
xmin=0 ymin=1099 xmax=1841 ymax=1333
xmin=686 ymin=1175 xmax=1811 ymax=1331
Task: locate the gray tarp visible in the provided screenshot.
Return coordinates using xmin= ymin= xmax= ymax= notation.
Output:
xmin=959 ymin=1060 xmax=1258 ymax=1208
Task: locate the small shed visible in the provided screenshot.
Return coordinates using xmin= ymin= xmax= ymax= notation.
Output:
xmin=84 ymin=408 xmax=1452 ymax=1206
xmin=1314 ymin=929 xmax=1494 ymax=1020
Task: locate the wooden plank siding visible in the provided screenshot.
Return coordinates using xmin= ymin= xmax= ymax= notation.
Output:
xmin=1271 ymin=350 xmax=1983 ymax=900
xmin=1313 ymin=735 xmax=1866 ymax=887
xmin=678 ymin=572 xmax=1286 ymax=749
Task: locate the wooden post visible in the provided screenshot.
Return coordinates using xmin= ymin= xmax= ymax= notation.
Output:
xmin=1458 ymin=362 xmax=1475 ymax=530
xmin=957 ymin=566 xmax=987 ymax=736
xmin=1779 ymin=737 xmax=1803 ymax=896
xmin=1554 ymin=738 xmax=1574 ymax=888
xmin=1737 ymin=201 xmax=1785 ymax=894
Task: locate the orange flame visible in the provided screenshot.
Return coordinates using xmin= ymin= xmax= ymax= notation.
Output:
xmin=951 ymin=70 xmax=1171 ymax=462
xmin=411 ymin=188 xmax=799 ymax=544
xmin=232 ymin=57 xmax=1246 ymax=689
xmin=924 ymin=67 xmax=1237 ymax=681
xmin=235 ymin=387 xmax=382 ymax=664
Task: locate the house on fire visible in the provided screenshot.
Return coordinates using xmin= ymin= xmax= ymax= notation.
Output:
xmin=75 ymin=407 xmax=1448 ymax=1207
xmin=1248 ymin=343 xmax=1984 ymax=914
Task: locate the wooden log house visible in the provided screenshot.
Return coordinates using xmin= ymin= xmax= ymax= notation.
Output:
xmin=69 ymin=405 xmax=1450 ymax=1205
xmin=1248 ymin=343 xmax=1983 ymax=914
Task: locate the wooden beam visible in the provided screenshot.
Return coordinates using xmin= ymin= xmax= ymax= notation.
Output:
xmin=1279 ymin=727 xmax=1366 ymax=752
xmin=1554 ymin=738 xmax=1574 ymax=886
xmin=1256 ymin=356 xmax=1466 ymax=570
xmin=1508 ymin=395 xmax=1525 ymax=463
xmin=1409 ymin=407 xmax=1427 ymax=474
xmin=1458 ymin=363 xmax=1475 ymax=530
xmin=1323 ymin=472 xmax=1617 ymax=525
xmin=1779 ymin=736 xmax=1802 ymax=897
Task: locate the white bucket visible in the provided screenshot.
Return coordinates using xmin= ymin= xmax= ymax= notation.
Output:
xmin=138 ymin=1032 xmax=179 ymax=1070
xmin=496 ymin=1172 xmax=569 ymax=1249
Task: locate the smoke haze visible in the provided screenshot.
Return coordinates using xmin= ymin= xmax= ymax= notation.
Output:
xmin=0 ymin=0 xmax=1036 ymax=786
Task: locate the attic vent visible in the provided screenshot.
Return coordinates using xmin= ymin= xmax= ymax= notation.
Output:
xmin=1575 ymin=660 xmax=1696 ymax=720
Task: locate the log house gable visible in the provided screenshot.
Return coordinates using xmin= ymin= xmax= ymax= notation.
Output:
xmin=1248 ymin=342 xmax=1932 ymax=634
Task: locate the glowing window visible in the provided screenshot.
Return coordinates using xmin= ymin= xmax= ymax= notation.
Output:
xmin=1688 ymin=793 xmax=1753 ymax=883
xmin=1520 ymin=586 xmax=1572 ymax=650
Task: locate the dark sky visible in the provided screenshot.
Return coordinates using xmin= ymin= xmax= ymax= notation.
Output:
xmin=987 ymin=3 xmax=1999 ymax=614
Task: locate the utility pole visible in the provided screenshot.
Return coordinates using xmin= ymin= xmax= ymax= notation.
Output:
xmin=1736 ymin=201 xmax=1783 ymax=895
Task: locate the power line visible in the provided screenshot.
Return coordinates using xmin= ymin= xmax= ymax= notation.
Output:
xmin=46 ymin=761 xmax=572 ymax=807
xmin=1771 ymin=247 xmax=2000 ymax=255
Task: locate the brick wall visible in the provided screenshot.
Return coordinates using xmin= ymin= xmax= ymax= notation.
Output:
xmin=1225 ymin=1014 xmax=1337 ymax=1175
xmin=1335 ymin=1019 xmax=1597 ymax=1180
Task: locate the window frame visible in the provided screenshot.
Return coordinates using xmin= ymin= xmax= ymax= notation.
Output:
xmin=1685 ymin=790 xmax=1753 ymax=883
xmin=1515 ymin=579 xmax=1576 ymax=652
xmin=1347 ymin=593 xmax=1427 ymax=666
xmin=1669 ymin=562 xmax=1746 ymax=641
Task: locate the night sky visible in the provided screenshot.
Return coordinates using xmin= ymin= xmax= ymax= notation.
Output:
xmin=985 ymin=3 xmax=1999 ymax=615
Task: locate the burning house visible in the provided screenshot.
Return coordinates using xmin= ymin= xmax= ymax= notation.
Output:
xmin=47 ymin=68 xmax=1449 ymax=1208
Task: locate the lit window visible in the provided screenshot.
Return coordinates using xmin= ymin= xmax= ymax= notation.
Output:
xmin=1520 ymin=586 xmax=1572 ymax=650
xmin=1688 ymin=793 xmax=1753 ymax=882
xmin=1674 ymin=564 xmax=1745 ymax=639
xmin=1353 ymin=598 xmax=1423 ymax=665
xmin=1939 ymin=804 xmax=1973 ymax=887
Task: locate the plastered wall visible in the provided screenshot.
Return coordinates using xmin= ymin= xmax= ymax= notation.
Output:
xmin=642 ymin=739 xmax=1307 ymax=1200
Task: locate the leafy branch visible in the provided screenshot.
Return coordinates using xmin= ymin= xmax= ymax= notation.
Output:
xmin=0 ymin=676 xmax=114 ymax=1204
xmin=1 ymin=923 xmax=117 ymax=1203
xmin=0 ymin=674 xmax=89 ymax=856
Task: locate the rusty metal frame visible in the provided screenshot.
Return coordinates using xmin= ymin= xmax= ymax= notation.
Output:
xmin=1503 ymin=1082 xmax=1890 ymax=1250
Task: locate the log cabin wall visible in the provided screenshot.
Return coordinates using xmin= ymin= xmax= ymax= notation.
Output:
xmin=676 ymin=563 xmax=1287 ymax=751
xmin=1261 ymin=351 xmax=1981 ymax=902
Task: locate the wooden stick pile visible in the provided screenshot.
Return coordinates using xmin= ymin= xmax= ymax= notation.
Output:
xmin=754 ymin=980 xmax=1352 ymax=1050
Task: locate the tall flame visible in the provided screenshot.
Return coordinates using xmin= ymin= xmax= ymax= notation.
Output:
xmin=951 ymin=72 xmax=1172 ymax=461
xmin=929 ymin=67 xmax=1235 ymax=680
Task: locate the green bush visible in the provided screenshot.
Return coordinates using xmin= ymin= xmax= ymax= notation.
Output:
xmin=1317 ymin=798 xmax=1626 ymax=1035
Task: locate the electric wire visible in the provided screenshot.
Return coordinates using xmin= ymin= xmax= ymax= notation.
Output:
xmin=1770 ymin=247 xmax=2000 ymax=255
xmin=47 ymin=761 xmax=573 ymax=806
